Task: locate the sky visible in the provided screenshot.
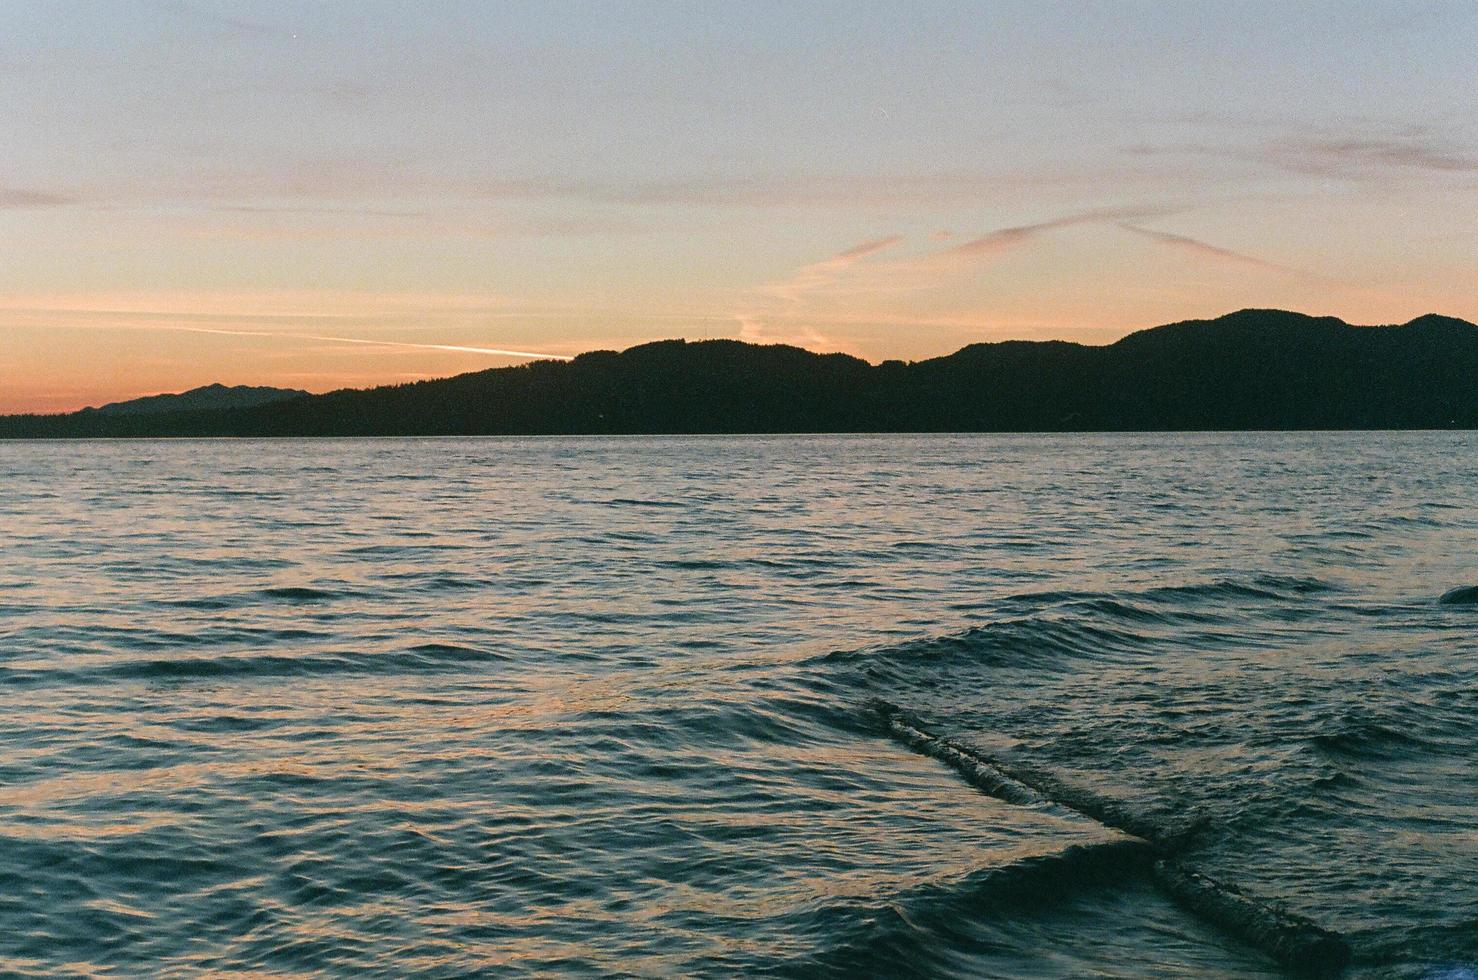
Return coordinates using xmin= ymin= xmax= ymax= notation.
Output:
xmin=2 ymin=0 xmax=1476 ymax=412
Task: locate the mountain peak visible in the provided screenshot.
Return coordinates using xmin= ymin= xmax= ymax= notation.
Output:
xmin=1402 ymin=313 xmax=1476 ymax=330
xmin=1220 ymin=308 xmax=1344 ymax=325
xmin=1110 ymin=308 xmax=1348 ymax=350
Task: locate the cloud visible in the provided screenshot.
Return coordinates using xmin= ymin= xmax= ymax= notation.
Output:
xmin=762 ymin=234 xmax=904 ymax=303
xmin=0 ymin=291 xmax=743 ymax=347
xmin=70 ymin=323 xmax=574 ymax=361
xmin=735 ymin=204 xmax=1187 ymax=347
xmin=207 ymin=205 xmax=430 ymax=218
xmin=0 ymin=289 xmax=515 ymax=318
xmin=151 ymin=169 xmax=1038 ymax=211
xmin=1127 ymin=128 xmax=1478 ymax=180
xmin=727 ymin=203 xmax=1231 ymax=350
xmin=0 ymin=292 xmax=573 ymax=359
xmin=1117 ymin=224 xmax=1311 ymax=276
xmin=69 ymin=187 xmax=644 ymax=239
xmin=147 ymin=166 xmax=1137 ymax=213
xmin=147 ymin=0 xmax=287 ymax=40
xmin=191 ymin=327 xmax=573 ymax=360
xmin=834 ymin=235 xmax=905 ymax=261
xmin=36 ymin=153 xmax=1170 ymax=218
xmin=938 ymin=204 xmax=1175 ymax=260
xmin=731 ymin=207 xmax=1173 ymax=346
xmin=466 ymin=169 xmax=1158 ymax=210
xmin=738 ymin=234 xmax=903 ymax=346
xmin=1271 ymin=135 xmax=1478 ymax=176
xmin=0 ymin=188 xmax=73 ymax=208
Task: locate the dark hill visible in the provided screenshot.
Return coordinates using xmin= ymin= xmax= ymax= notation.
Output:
xmin=2 ymin=310 xmax=1475 ymax=437
xmin=87 ymin=383 xmax=309 ymax=416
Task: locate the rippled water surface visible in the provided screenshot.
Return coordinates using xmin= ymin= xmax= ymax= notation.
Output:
xmin=1 ymin=434 xmax=1475 ymax=977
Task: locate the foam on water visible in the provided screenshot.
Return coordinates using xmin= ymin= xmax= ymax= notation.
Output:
xmin=1 ymin=433 xmax=1475 ymax=977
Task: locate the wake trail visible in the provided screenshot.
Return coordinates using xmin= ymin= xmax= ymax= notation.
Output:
xmin=868 ymin=699 xmax=1351 ymax=976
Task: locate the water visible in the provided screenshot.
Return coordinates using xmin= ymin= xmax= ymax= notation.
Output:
xmin=1 ymin=433 xmax=1474 ymax=977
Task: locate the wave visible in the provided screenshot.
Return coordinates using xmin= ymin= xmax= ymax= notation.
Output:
xmin=1152 ymin=860 xmax=1350 ymax=975
xmin=257 ymin=586 xmax=351 ymax=603
xmin=819 ymin=616 xmax=1153 ymax=682
xmin=0 ymin=643 xmax=508 ymax=686
xmin=818 ymin=573 xmax=1350 ymax=704
xmin=873 ymin=700 xmax=1048 ymax=808
xmin=940 ymin=839 xmax=1155 ymax=907
xmin=776 ymin=838 xmax=1156 ymax=978
xmin=993 ymin=574 xmax=1338 ymax=614
xmin=376 ymin=572 xmax=494 ymax=593
xmin=606 ymin=497 xmax=688 ymax=509
xmin=1069 ymin=596 xmax=1221 ymax=625
xmin=871 ymin=700 xmax=1203 ymax=848
xmin=995 ymin=575 xmax=1337 ymax=618
xmin=155 ymin=585 xmax=372 ymax=609
xmin=1147 ymin=574 xmax=1337 ymax=602
xmin=987 ymin=758 xmax=1208 ymax=850
xmin=657 ymin=558 xmax=733 ymax=571
xmin=1347 ymin=917 xmax=1478 ymax=966
xmin=1308 ymin=721 xmax=1433 ymax=760
xmin=871 ymin=699 xmax=1352 ymax=974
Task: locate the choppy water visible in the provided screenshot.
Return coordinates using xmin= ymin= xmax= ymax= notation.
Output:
xmin=1 ymin=433 xmax=1474 ymax=978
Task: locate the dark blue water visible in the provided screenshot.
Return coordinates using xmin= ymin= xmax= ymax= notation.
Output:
xmin=1 ymin=434 xmax=1474 ymax=977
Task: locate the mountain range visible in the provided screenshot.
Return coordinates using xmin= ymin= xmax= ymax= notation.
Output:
xmin=3 ymin=310 xmax=1475 ymax=437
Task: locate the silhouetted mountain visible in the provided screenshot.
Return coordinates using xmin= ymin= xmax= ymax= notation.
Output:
xmin=3 ymin=310 xmax=1475 ymax=437
xmin=87 ymin=383 xmax=309 ymax=416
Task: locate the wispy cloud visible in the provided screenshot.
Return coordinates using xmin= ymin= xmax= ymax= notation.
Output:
xmin=206 ymin=204 xmax=430 ymax=218
xmin=0 ymin=299 xmax=574 ymax=360
xmin=469 ymin=173 xmax=1102 ymax=210
xmin=738 ymin=234 xmax=904 ymax=345
xmin=0 ymin=289 xmax=515 ymax=318
xmin=0 ymin=188 xmax=73 ymax=208
xmin=761 ymin=234 xmax=904 ymax=304
xmin=733 ymin=205 xmax=1186 ymax=346
xmin=936 ymin=204 xmax=1175 ymax=261
xmin=1127 ymin=127 xmax=1478 ymax=180
xmin=93 ymin=324 xmax=574 ymax=361
xmin=1117 ymin=224 xmax=1311 ymax=276
xmin=85 ymin=164 xmax=1161 ymax=216
xmin=1270 ymin=134 xmax=1478 ymax=176
xmin=0 ymin=291 xmax=740 ymax=347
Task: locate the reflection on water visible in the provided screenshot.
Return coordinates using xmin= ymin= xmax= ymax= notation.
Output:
xmin=0 ymin=433 xmax=1475 ymax=976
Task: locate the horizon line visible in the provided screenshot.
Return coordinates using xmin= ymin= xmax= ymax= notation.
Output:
xmin=7 ymin=306 xmax=1472 ymax=418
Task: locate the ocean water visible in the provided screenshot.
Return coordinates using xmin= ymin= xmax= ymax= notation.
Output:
xmin=0 ymin=433 xmax=1474 ymax=978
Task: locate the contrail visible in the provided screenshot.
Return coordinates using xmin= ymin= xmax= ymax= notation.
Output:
xmin=131 ymin=324 xmax=573 ymax=361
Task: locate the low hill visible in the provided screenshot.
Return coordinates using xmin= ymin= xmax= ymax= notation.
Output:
xmin=86 ymin=384 xmax=309 ymax=416
xmin=2 ymin=310 xmax=1475 ymax=437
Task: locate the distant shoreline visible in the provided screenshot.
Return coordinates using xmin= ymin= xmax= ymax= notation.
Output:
xmin=4 ymin=309 xmax=1476 ymax=439
xmin=3 ymin=429 xmax=1476 ymax=442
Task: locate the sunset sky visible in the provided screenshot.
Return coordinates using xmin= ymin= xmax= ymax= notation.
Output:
xmin=3 ymin=0 xmax=1476 ymax=412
